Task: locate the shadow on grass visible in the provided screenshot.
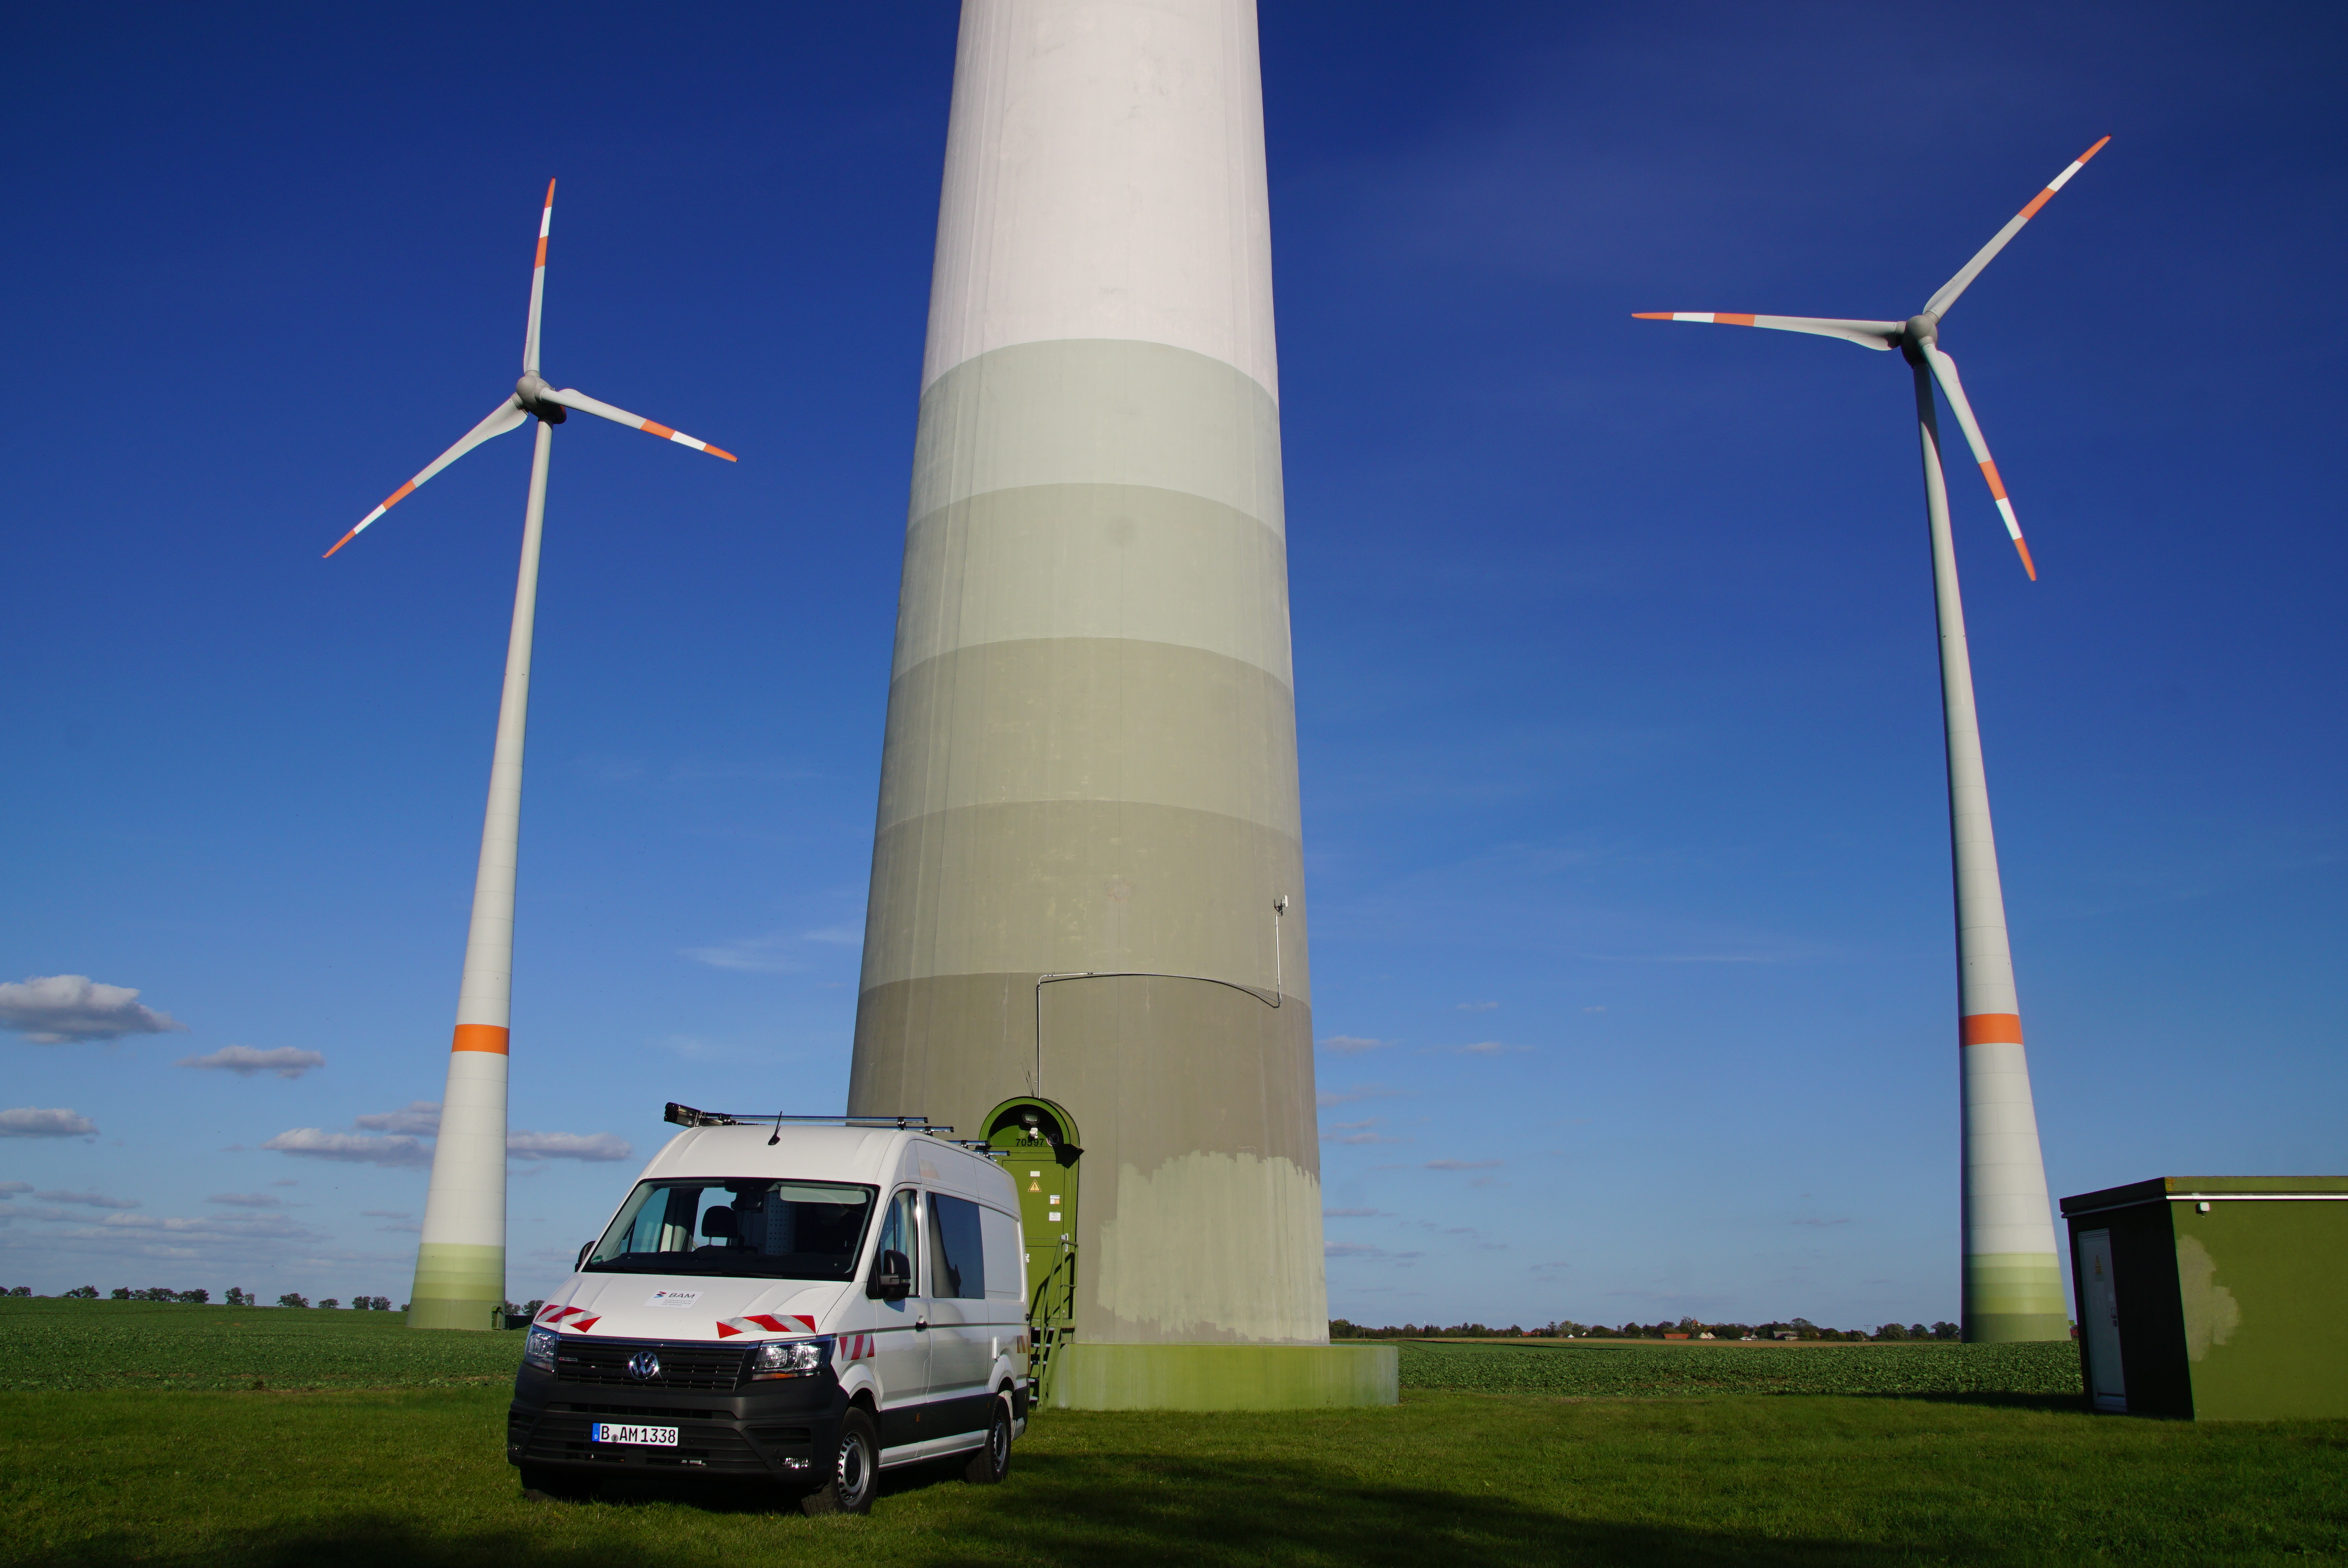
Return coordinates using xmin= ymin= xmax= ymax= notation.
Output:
xmin=59 ymin=1453 xmax=1913 ymax=1568
xmin=1851 ymin=1390 xmax=2088 ymax=1414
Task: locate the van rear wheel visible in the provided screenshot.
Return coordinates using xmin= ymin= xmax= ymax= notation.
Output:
xmin=962 ymin=1394 xmax=1013 ymax=1485
xmin=802 ymin=1407 xmax=879 ymax=1516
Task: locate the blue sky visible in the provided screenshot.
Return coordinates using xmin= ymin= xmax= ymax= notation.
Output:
xmin=3 ymin=1 xmax=2340 ymax=1327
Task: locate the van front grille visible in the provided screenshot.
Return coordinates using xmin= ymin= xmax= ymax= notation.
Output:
xmin=553 ymin=1339 xmax=750 ymax=1391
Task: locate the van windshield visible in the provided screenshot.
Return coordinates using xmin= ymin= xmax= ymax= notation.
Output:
xmin=585 ymin=1179 xmax=877 ymax=1281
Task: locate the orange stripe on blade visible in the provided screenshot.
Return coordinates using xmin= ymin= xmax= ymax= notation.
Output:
xmin=2012 ymin=536 xmax=2038 ymax=580
xmin=385 ymin=481 xmax=416 ymax=508
xmin=1978 ymin=459 xmax=2009 ymax=499
xmin=1716 ymin=313 xmax=1757 ymax=326
xmin=451 ymin=1024 xmax=511 ymax=1055
xmin=2076 ymin=135 xmax=2112 ymax=165
xmin=703 ymin=444 xmax=738 ymax=462
xmin=1959 ymin=1013 xmax=2024 ymax=1046
xmin=641 ymin=420 xmax=676 ymax=440
xmin=2019 ymin=189 xmax=2054 ymax=220
xmin=322 ymin=529 xmax=358 ymax=559
xmin=534 ymin=237 xmax=547 ymax=267
xmin=1631 ymin=312 xmax=1674 ymax=319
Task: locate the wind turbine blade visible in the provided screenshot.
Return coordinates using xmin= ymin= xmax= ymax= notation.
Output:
xmin=1921 ymin=344 xmax=2036 ymax=580
xmin=1924 ymin=137 xmax=2110 ymax=318
xmin=523 ymin=178 xmax=555 ymax=377
xmin=322 ymin=397 xmax=529 ymax=558
xmin=1631 ymin=313 xmax=1903 ymax=350
xmin=542 ymin=387 xmax=737 ymax=461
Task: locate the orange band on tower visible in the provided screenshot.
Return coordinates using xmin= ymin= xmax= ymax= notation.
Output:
xmin=451 ymin=1024 xmax=511 ymax=1055
xmin=1960 ymin=1013 xmax=2024 ymax=1046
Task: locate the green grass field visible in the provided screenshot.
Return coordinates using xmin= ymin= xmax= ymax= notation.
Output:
xmin=3 ymin=1299 xmax=2342 ymax=1565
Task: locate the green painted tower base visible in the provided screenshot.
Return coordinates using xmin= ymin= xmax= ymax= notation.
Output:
xmin=1051 ymin=1343 xmax=1397 ymax=1411
xmin=406 ymin=1241 xmax=504 ymax=1331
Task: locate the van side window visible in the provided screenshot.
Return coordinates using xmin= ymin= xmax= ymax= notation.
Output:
xmin=927 ymin=1193 xmax=987 ymax=1300
xmin=872 ymin=1190 xmax=919 ymax=1288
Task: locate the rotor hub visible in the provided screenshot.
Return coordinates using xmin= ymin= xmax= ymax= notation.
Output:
xmin=515 ymin=374 xmax=566 ymax=422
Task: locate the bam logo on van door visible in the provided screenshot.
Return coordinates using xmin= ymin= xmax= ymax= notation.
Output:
xmin=714 ymin=1313 xmax=817 ymax=1338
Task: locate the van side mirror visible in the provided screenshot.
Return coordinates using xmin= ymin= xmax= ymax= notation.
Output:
xmin=576 ymin=1242 xmax=594 ymax=1271
xmin=867 ymin=1248 xmax=912 ymax=1302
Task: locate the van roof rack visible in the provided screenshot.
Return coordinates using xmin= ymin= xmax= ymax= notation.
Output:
xmin=663 ymin=1103 xmax=950 ymax=1134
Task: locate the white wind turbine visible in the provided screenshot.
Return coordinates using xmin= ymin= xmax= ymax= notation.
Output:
xmin=1636 ymin=137 xmax=2108 ymax=1342
xmin=327 ymin=179 xmax=734 ymax=1331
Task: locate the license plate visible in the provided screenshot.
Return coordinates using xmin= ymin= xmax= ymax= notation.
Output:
xmin=591 ymin=1422 xmax=678 ymax=1447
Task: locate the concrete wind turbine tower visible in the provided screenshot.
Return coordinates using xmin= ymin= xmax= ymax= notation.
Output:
xmin=850 ymin=0 xmax=1384 ymax=1404
xmin=1637 ymin=139 xmax=2111 ymax=1342
xmin=328 ymin=182 xmax=734 ymax=1330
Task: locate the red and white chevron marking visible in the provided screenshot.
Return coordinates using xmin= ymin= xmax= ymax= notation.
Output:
xmin=837 ymin=1332 xmax=876 ymax=1363
xmin=536 ymin=1304 xmax=602 ymax=1332
xmin=714 ymin=1313 xmax=818 ymax=1338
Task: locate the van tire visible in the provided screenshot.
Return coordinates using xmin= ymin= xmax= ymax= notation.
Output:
xmin=802 ymin=1407 xmax=879 ymax=1516
xmin=962 ymin=1394 xmax=1013 ymax=1485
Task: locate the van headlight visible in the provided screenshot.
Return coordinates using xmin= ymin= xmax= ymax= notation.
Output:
xmin=750 ymin=1338 xmax=828 ymax=1380
xmin=523 ymin=1327 xmax=558 ymax=1371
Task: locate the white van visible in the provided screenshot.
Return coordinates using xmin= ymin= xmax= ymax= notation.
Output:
xmin=507 ymin=1107 xmax=1031 ymax=1514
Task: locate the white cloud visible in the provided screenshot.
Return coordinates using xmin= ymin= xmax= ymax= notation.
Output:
xmin=359 ymin=1209 xmax=411 ymax=1220
xmin=1318 ymin=1082 xmax=1402 ymax=1108
xmin=177 ymin=1045 xmax=326 ymax=1080
xmin=1317 ymin=1035 xmax=1389 ymax=1054
xmin=1326 ymin=1242 xmax=1388 ymax=1258
xmin=681 ymin=933 xmax=807 ymax=973
xmin=1427 ymin=1040 xmax=1530 ymax=1055
xmin=1425 ymin=1159 xmax=1505 ymax=1171
xmin=89 ymin=1211 xmax=320 ymax=1241
xmin=0 ymin=975 xmax=186 ymax=1044
xmin=354 ymin=1101 xmax=441 ymax=1136
xmin=0 ymin=1180 xmax=30 ymax=1194
xmin=34 ymin=1190 xmax=138 ymax=1209
xmin=507 ymin=1131 xmax=632 ymax=1163
xmin=0 ymin=1106 xmax=98 ymax=1138
xmin=205 ymin=1193 xmax=285 ymax=1208
xmin=1455 ymin=1001 xmax=1499 ymax=1012
xmin=262 ymin=1128 xmax=432 ymax=1168
xmin=1582 ymin=1005 xmax=1607 ymax=1013
xmin=1323 ymin=1207 xmax=1388 ymax=1218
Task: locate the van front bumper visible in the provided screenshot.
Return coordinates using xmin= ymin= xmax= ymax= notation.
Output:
xmin=507 ymin=1360 xmax=849 ymax=1482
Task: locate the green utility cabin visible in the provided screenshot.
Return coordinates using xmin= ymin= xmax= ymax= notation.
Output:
xmin=2063 ymin=1175 xmax=2348 ymax=1421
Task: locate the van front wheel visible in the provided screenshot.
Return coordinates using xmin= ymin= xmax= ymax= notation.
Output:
xmin=962 ymin=1394 xmax=1013 ymax=1485
xmin=802 ymin=1407 xmax=879 ymax=1516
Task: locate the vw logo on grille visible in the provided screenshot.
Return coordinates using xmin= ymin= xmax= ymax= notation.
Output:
xmin=626 ymin=1350 xmax=661 ymax=1381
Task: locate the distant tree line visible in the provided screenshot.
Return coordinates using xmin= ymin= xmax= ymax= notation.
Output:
xmin=7 ymin=1286 xmax=403 ymax=1309
xmin=1331 ymin=1314 xmax=1963 ymax=1342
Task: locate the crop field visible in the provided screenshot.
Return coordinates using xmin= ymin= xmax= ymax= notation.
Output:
xmin=3 ymin=1299 xmax=2342 ymax=1565
xmin=0 ymin=1298 xmax=523 ymax=1391
xmin=1395 ymin=1338 xmax=2085 ymax=1399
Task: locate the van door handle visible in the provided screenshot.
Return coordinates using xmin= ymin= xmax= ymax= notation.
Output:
xmin=915 ymin=1318 xmax=928 ymax=1330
